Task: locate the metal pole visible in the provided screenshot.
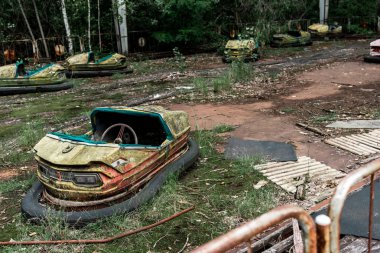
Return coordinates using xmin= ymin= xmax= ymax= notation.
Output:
xmin=368 ymin=174 xmax=375 ymax=253
xmin=315 ymin=215 xmax=331 ymax=253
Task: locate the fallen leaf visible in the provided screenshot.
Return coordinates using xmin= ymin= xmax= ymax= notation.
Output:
xmin=254 ymin=180 xmax=268 ymax=189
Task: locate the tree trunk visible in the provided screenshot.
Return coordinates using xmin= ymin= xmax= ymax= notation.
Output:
xmin=32 ymin=0 xmax=50 ymax=58
xmin=112 ymin=0 xmax=121 ymax=53
xmin=98 ymin=0 xmax=102 ymax=52
xmin=17 ymin=0 xmax=40 ymax=60
xmin=88 ymin=0 xmax=91 ymax=51
xmin=377 ymin=0 xmax=380 ymax=33
xmin=61 ymin=0 xmax=73 ymax=55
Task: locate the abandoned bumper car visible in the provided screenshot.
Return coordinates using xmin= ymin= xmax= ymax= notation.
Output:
xmin=64 ymin=52 xmax=133 ymax=78
xmin=0 ymin=61 xmax=72 ymax=95
xmin=22 ymin=106 xmax=199 ymax=225
xmin=223 ymin=37 xmax=260 ymax=63
xmin=363 ymin=39 xmax=380 ymax=63
xmin=307 ymin=23 xmax=342 ymax=36
xmin=271 ymin=30 xmax=312 ymax=47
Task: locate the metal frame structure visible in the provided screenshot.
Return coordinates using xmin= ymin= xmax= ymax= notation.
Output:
xmin=328 ymin=159 xmax=380 ymax=253
xmin=190 ymin=205 xmax=317 ymax=253
xmin=191 ymin=158 xmax=380 ymax=253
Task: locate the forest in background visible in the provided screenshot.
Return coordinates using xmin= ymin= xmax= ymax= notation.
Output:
xmin=0 ymin=0 xmax=378 ymax=55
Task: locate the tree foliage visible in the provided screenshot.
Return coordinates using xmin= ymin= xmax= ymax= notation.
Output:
xmin=0 ymin=0 xmax=378 ymax=49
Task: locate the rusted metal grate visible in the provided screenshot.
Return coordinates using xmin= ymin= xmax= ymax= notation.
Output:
xmin=255 ymin=156 xmax=345 ymax=202
xmin=325 ymin=130 xmax=380 ymax=156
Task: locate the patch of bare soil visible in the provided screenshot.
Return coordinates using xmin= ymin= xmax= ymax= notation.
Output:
xmin=0 ymin=170 xmax=19 ymax=180
xmin=0 ymin=165 xmax=36 ymax=179
xmin=285 ymin=61 xmax=380 ymax=100
xmin=170 ymin=59 xmax=379 ymax=172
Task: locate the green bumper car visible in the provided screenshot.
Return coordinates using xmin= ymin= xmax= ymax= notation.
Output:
xmin=271 ymin=31 xmax=312 ymax=48
xmin=64 ymin=52 xmax=133 ymax=78
xmin=0 ymin=61 xmax=71 ymax=95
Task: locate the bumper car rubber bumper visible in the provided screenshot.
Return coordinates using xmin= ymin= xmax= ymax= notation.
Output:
xmin=21 ymin=139 xmax=199 ymax=226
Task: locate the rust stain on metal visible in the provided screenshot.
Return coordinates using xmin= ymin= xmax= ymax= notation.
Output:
xmin=190 ymin=205 xmax=317 ymax=253
xmin=315 ymin=215 xmax=331 ymax=253
xmin=368 ymin=174 xmax=375 ymax=253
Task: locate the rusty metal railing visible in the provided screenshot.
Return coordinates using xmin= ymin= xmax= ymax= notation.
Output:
xmin=328 ymin=158 xmax=380 ymax=253
xmin=190 ymin=205 xmax=317 ymax=253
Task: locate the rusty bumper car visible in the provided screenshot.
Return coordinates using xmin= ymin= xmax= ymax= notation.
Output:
xmin=307 ymin=23 xmax=342 ymax=37
xmin=222 ymin=38 xmax=260 ymax=63
xmin=64 ymin=52 xmax=133 ymax=78
xmin=21 ymin=106 xmax=199 ymax=225
xmin=271 ymin=30 xmax=312 ymax=48
xmin=364 ymin=39 xmax=380 ymax=63
xmin=0 ymin=61 xmax=72 ymax=95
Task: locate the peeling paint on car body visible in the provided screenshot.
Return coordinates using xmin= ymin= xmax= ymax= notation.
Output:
xmin=34 ymin=106 xmax=191 ymax=201
xmin=223 ymin=38 xmax=260 ymax=62
xmin=271 ymin=31 xmax=312 ymax=47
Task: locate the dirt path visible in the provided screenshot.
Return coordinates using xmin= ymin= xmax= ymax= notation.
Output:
xmin=169 ymin=59 xmax=379 ymax=171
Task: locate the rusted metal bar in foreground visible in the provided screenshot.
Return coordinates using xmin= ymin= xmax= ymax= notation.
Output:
xmin=0 ymin=207 xmax=194 ymax=246
xmin=190 ymin=205 xmax=317 ymax=253
xmin=329 ymin=158 xmax=380 ymax=253
xmin=368 ymin=174 xmax=375 ymax=253
xmin=315 ymin=214 xmax=331 ymax=253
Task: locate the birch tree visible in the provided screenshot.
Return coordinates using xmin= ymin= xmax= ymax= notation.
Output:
xmin=32 ymin=0 xmax=49 ymax=58
xmin=17 ymin=0 xmax=40 ymax=60
xmin=98 ymin=0 xmax=102 ymax=51
xmin=88 ymin=0 xmax=91 ymax=51
xmin=61 ymin=0 xmax=73 ymax=55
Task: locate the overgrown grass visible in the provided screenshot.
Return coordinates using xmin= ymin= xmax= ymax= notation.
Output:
xmin=192 ymin=60 xmax=254 ymax=95
xmin=0 ymin=120 xmax=47 ymax=166
xmin=374 ymin=110 xmax=380 ymax=119
xmin=228 ymin=60 xmax=253 ymax=83
xmin=0 ymin=174 xmax=35 ymax=194
xmin=110 ymin=73 xmax=127 ymax=80
xmin=280 ymin=107 xmax=296 ymax=114
xmin=193 ymin=77 xmax=209 ymax=95
xmin=312 ymin=112 xmax=337 ymax=124
xmin=213 ymin=124 xmax=235 ymax=133
xmin=0 ymin=126 xmax=282 ymax=253
xmin=212 ymin=74 xmax=231 ymax=92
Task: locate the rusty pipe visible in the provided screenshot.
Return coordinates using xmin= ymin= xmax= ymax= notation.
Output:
xmin=315 ymin=214 xmax=331 ymax=253
xmin=0 ymin=206 xmax=194 ymax=246
xmin=368 ymin=174 xmax=375 ymax=253
xmin=190 ymin=205 xmax=317 ymax=253
xmin=328 ymin=158 xmax=380 ymax=253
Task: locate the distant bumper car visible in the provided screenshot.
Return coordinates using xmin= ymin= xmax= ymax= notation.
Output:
xmin=308 ymin=23 xmax=342 ymax=36
xmin=0 ymin=61 xmax=71 ymax=95
xmin=271 ymin=31 xmax=312 ymax=47
xmin=223 ymin=38 xmax=260 ymax=63
xmin=64 ymin=52 xmax=133 ymax=78
xmin=364 ymin=39 xmax=380 ymax=63
xmin=21 ymin=106 xmax=199 ymax=225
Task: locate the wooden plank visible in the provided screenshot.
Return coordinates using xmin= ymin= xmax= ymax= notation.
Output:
xmin=258 ymin=158 xmax=314 ymax=173
xmin=341 ymin=238 xmax=368 ymax=253
xmin=350 ymin=134 xmax=380 ymax=148
xmin=325 ymin=139 xmax=369 ymax=155
xmin=292 ymin=219 xmax=303 ymax=253
xmin=344 ymin=136 xmax=380 ymax=151
xmin=334 ymin=137 xmax=380 ymax=153
xmin=264 ymin=163 xmax=326 ymax=177
xmin=270 ymin=167 xmax=335 ymax=183
xmin=280 ymin=171 xmax=343 ymax=189
xmin=339 ymin=236 xmax=357 ymax=249
xmin=262 ymin=235 xmax=293 ymax=253
xmin=237 ymin=223 xmax=293 ymax=253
